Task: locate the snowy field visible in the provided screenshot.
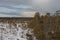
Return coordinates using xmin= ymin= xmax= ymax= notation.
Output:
xmin=0 ymin=22 xmax=36 ymax=40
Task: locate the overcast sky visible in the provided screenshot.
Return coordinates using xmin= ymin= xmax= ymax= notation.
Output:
xmin=0 ymin=0 xmax=60 ymax=17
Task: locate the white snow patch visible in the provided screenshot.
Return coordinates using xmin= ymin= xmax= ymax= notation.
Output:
xmin=0 ymin=22 xmax=36 ymax=40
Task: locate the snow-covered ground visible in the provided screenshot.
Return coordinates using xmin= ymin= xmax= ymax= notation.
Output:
xmin=0 ymin=22 xmax=36 ymax=40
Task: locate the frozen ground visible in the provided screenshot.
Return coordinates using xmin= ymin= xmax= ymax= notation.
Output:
xmin=0 ymin=22 xmax=36 ymax=40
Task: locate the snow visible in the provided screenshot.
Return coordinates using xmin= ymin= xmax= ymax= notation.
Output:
xmin=0 ymin=22 xmax=36 ymax=40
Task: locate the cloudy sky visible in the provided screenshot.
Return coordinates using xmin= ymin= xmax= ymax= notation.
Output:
xmin=0 ymin=0 xmax=60 ymax=17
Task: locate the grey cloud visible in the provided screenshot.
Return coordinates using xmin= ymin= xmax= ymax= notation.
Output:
xmin=0 ymin=0 xmax=60 ymax=17
xmin=0 ymin=12 xmax=21 ymax=16
xmin=0 ymin=5 xmax=32 ymax=9
xmin=0 ymin=5 xmax=35 ymax=12
xmin=0 ymin=0 xmax=32 ymax=5
xmin=0 ymin=0 xmax=21 ymax=5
